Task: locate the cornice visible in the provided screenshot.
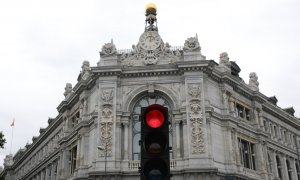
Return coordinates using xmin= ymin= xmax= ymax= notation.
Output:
xmin=11 ymin=114 xmax=63 ymax=168
xmin=262 ymin=103 xmax=300 ymax=128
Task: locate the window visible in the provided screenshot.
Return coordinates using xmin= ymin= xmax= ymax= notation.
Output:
xmin=274 ymin=126 xmax=278 ymax=138
xmin=238 ymin=138 xmax=256 ymax=170
xmin=267 ymin=153 xmax=272 ymax=173
xmin=286 ymin=159 xmax=292 ymax=180
xmin=235 ymin=103 xmax=250 ymax=120
xmin=132 ymin=95 xmax=173 ymax=160
xmin=276 ymin=155 xmax=282 ymax=179
xmin=71 ymin=111 xmax=80 ymax=127
xmin=296 ymin=162 xmax=300 ymax=180
xmin=70 ymin=146 xmax=77 ymax=174
xmin=263 ymin=119 xmax=268 ymax=132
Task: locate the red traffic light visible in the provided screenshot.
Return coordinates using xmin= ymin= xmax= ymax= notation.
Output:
xmin=146 ymin=109 xmax=165 ymax=128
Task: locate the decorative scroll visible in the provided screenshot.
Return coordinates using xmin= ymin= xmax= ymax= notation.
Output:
xmin=188 ymin=84 xmax=205 ymax=153
xmin=99 ymin=88 xmax=114 ymax=156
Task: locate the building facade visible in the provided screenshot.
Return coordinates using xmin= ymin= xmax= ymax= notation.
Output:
xmin=1 ymin=4 xmax=300 ymax=180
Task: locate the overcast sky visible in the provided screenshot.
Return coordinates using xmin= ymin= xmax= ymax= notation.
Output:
xmin=0 ymin=0 xmax=300 ymax=166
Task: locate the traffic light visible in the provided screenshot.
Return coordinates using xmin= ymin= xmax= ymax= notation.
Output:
xmin=140 ymin=104 xmax=170 ymax=180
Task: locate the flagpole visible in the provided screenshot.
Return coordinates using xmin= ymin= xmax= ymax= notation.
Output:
xmin=10 ymin=119 xmax=15 ymax=155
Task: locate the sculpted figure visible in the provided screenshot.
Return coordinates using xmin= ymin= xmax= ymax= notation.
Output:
xmin=100 ymin=41 xmax=117 ymax=57
xmin=219 ymin=52 xmax=230 ymax=65
xmin=183 ymin=36 xmax=201 ymax=52
xmin=249 ymin=72 xmax=259 ymax=91
xmin=80 ymin=61 xmax=91 ymax=80
xmin=64 ymin=83 xmax=73 ymax=98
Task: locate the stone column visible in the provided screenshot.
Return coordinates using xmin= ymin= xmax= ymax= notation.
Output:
xmin=182 ymin=118 xmax=188 ymax=159
xmin=256 ymin=141 xmax=267 ymax=179
xmin=271 ymin=150 xmax=279 ymax=178
xmin=123 ymin=122 xmax=129 ymax=160
xmin=228 ymin=96 xmax=235 ymax=117
xmin=175 ymin=121 xmax=180 ymax=158
xmin=282 ymin=156 xmax=289 ymax=180
xmin=291 ymin=158 xmax=298 ymax=180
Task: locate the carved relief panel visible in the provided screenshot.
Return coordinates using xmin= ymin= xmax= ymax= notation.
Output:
xmin=188 ymin=84 xmax=205 ymax=154
xmin=99 ymin=88 xmax=114 ymax=157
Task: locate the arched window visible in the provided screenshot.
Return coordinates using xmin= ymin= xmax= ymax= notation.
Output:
xmin=286 ymin=159 xmax=292 ymax=180
xmin=276 ymin=155 xmax=282 ymax=179
xmin=131 ymin=95 xmax=173 ymax=160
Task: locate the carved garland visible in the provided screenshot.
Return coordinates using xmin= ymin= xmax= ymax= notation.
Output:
xmin=188 ymin=84 xmax=205 ymax=153
xmin=99 ymin=89 xmax=114 ymax=156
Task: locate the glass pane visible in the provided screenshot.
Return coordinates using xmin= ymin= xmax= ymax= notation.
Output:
xmin=134 ymin=106 xmax=141 ymax=114
xmin=148 ymin=97 xmax=156 ymax=105
xmin=140 ymin=99 xmax=149 ymax=107
xmin=134 ymin=122 xmax=141 ymax=131
xmin=133 ymin=133 xmax=141 ymax=153
xmin=156 ymin=98 xmax=165 ymax=105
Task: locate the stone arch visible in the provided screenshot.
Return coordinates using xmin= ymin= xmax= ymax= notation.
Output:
xmin=124 ymin=84 xmax=180 ymax=112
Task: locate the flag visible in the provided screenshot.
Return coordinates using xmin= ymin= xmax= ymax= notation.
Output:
xmin=10 ymin=119 xmax=15 ymax=127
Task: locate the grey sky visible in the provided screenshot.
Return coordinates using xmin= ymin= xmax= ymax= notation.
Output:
xmin=0 ymin=0 xmax=300 ymax=166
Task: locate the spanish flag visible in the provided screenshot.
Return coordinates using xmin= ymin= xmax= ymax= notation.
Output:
xmin=10 ymin=119 xmax=15 ymax=127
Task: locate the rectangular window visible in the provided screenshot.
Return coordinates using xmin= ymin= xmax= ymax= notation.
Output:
xmin=238 ymin=138 xmax=256 ymax=170
xmin=70 ymin=146 xmax=77 ymax=174
xmin=235 ymin=103 xmax=251 ymax=121
xmin=71 ymin=111 xmax=80 ymax=127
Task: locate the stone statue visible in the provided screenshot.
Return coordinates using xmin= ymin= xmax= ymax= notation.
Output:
xmin=63 ymin=83 xmax=73 ymax=99
xmin=219 ymin=52 xmax=230 ymax=65
xmin=4 ymin=155 xmax=13 ymax=167
xmin=249 ymin=72 xmax=259 ymax=91
xmin=80 ymin=61 xmax=91 ymax=80
xmin=183 ymin=36 xmax=201 ymax=52
xmin=100 ymin=40 xmax=117 ymax=57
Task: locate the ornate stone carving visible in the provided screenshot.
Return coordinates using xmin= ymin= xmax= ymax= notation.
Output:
xmin=101 ymin=89 xmax=114 ymax=104
xmin=99 ymin=121 xmax=113 ymax=156
xmin=123 ymin=86 xmax=134 ymax=96
xmin=100 ymin=40 xmax=117 ymax=58
xmin=121 ymin=33 xmax=181 ymax=66
xmin=99 ymin=88 xmax=114 ymax=157
xmin=183 ymin=36 xmax=201 ymax=52
xmin=79 ymin=61 xmax=91 ymax=81
xmin=188 ymin=84 xmax=201 ymax=99
xmin=219 ymin=52 xmax=230 ymax=66
xmin=167 ymin=83 xmax=180 ymax=95
xmin=249 ymin=72 xmax=259 ymax=91
xmin=188 ymin=84 xmax=205 ymax=153
xmin=63 ymin=83 xmax=73 ymax=99
xmin=4 ymin=155 xmax=14 ymax=167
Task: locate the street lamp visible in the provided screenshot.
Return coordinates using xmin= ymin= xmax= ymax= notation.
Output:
xmin=97 ymin=142 xmax=107 ymax=179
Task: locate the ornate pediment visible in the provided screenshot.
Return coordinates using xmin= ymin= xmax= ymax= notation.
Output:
xmin=121 ymin=31 xmax=182 ymax=66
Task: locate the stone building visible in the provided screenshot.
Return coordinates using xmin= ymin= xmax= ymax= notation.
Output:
xmin=1 ymin=4 xmax=300 ymax=180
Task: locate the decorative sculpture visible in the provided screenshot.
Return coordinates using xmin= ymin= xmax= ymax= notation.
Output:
xmin=63 ymin=83 xmax=73 ymax=99
xmin=100 ymin=40 xmax=117 ymax=57
xmin=249 ymin=72 xmax=259 ymax=91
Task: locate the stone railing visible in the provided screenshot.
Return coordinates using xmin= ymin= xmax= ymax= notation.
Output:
xmin=128 ymin=160 xmax=177 ymax=170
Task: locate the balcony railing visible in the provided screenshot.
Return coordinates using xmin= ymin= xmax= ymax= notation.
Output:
xmin=128 ymin=160 xmax=177 ymax=170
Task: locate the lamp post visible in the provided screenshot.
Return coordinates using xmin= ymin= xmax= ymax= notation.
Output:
xmin=97 ymin=141 xmax=107 ymax=179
